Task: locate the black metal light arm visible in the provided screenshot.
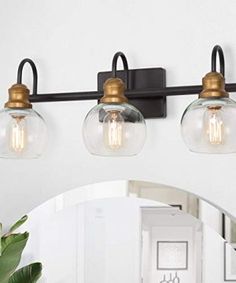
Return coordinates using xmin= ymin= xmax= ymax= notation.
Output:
xmin=211 ymin=45 xmax=225 ymax=77
xmin=17 ymin=58 xmax=38 ymax=95
xmin=112 ymin=51 xmax=130 ymax=89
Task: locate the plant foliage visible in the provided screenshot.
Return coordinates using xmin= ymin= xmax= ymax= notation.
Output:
xmin=0 ymin=216 xmax=42 ymax=283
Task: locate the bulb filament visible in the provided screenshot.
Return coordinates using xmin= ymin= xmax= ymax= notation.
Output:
xmin=10 ymin=116 xmax=26 ymax=152
xmin=206 ymin=107 xmax=224 ymax=145
xmin=103 ymin=111 xmax=124 ymax=149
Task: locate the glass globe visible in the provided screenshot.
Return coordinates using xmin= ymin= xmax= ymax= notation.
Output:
xmin=83 ymin=103 xmax=146 ymax=156
xmin=0 ymin=108 xmax=47 ymax=158
xmin=181 ymin=97 xmax=236 ymax=153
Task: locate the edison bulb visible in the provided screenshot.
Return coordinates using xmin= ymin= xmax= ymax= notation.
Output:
xmin=103 ymin=111 xmax=124 ymax=149
xmin=181 ymin=98 xmax=236 ymax=153
xmin=10 ymin=116 xmax=27 ymax=152
xmin=0 ymin=108 xmax=47 ymax=158
xmin=204 ymin=107 xmax=224 ymax=145
xmin=83 ymin=103 xmax=146 ymax=156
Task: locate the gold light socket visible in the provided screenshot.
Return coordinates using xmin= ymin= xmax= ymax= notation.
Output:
xmin=100 ymin=77 xmax=128 ymax=104
xmin=199 ymin=72 xmax=229 ymax=99
xmin=5 ymin=83 xmax=32 ymax=109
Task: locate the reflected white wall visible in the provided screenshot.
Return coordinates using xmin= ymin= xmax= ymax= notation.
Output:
xmin=18 ymin=182 xmax=230 ymax=283
xmin=202 ymin=225 xmax=225 ymax=283
xmin=141 ymin=208 xmax=202 ymax=283
xmin=199 ymin=200 xmax=223 ymax=234
xmin=20 ymin=193 xmax=164 ymax=282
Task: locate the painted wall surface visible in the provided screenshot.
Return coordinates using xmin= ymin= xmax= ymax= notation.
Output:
xmin=1 ymin=0 xmax=236 ymax=224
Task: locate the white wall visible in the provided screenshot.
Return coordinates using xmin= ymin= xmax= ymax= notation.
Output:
xmin=199 ymin=199 xmax=223 ymax=234
xmin=1 ymin=0 xmax=236 ymax=225
xmin=202 ymin=225 xmax=226 ymax=283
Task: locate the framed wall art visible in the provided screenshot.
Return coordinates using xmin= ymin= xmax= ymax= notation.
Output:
xmin=157 ymin=241 xmax=188 ymax=270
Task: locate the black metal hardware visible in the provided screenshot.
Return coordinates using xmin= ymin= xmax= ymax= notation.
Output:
xmin=112 ymin=52 xmax=130 ymax=89
xmin=28 ymin=79 xmax=236 ymax=119
xmin=98 ymin=68 xmax=166 ymax=118
xmin=28 ymin=83 xmax=236 ymax=101
xmin=222 ymin=213 xmax=226 ymax=240
xmin=211 ymin=45 xmax=225 ymax=77
xmin=17 ymin=58 xmax=38 ymax=95
xmin=15 ymin=45 xmax=236 ymax=119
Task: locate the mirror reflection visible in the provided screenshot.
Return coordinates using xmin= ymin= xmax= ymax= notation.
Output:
xmin=18 ymin=180 xmax=236 ymax=283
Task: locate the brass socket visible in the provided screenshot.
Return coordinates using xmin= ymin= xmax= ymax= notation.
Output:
xmin=5 ymin=84 xmax=32 ymax=109
xmin=199 ymin=72 xmax=229 ymax=99
xmin=100 ymin=77 xmax=128 ymax=104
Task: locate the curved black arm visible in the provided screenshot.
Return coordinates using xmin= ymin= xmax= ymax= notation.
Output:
xmin=17 ymin=58 xmax=38 ymax=95
xmin=112 ymin=52 xmax=130 ymax=89
xmin=211 ymin=45 xmax=225 ymax=77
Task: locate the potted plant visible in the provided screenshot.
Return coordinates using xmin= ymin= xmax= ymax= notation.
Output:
xmin=0 ymin=215 xmax=42 ymax=283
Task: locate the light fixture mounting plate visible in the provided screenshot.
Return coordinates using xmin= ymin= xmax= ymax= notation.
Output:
xmin=98 ymin=68 xmax=167 ymax=118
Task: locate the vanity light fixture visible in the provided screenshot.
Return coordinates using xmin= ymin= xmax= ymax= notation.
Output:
xmin=0 ymin=59 xmax=47 ymax=158
xmin=1 ymin=45 xmax=236 ymax=159
xmin=82 ymin=52 xmax=146 ymax=156
xmin=181 ymin=46 xmax=236 ymax=153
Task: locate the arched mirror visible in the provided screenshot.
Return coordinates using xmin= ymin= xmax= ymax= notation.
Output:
xmin=16 ymin=180 xmax=236 ymax=283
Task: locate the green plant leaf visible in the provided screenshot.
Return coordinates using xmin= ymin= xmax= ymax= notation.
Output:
xmin=9 ymin=263 xmax=42 ymax=283
xmin=0 ymin=222 xmax=2 ymax=256
xmin=0 ymin=232 xmax=29 ymax=283
xmin=1 ymin=234 xmax=21 ymax=254
xmin=8 ymin=215 xmax=28 ymax=234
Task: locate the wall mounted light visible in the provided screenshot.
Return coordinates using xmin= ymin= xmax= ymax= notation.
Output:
xmin=1 ymin=45 xmax=236 ymax=159
xmin=181 ymin=46 xmax=236 ymax=153
xmin=0 ymin=59 xmax=47 ymax=158
xmin=83 ymin=52 xmax=146 ymax=156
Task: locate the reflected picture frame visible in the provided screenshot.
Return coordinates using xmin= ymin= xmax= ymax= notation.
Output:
xmin=157 ymin=241 xmax=188 ymax=270
xmin=224 ymin=242 xmax=236 ymax=281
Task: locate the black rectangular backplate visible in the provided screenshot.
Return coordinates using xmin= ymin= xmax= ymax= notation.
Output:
xmin=97 ymin=68 xmax=166 ymax=119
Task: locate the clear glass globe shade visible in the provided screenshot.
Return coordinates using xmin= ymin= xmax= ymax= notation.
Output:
xmin=0 ymin=108 xmax=47 ymax=158
xmin=83 ymin=103 xmax=146 ymax=156
xmin=181 ymin=97 xmax=236 ymax=153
